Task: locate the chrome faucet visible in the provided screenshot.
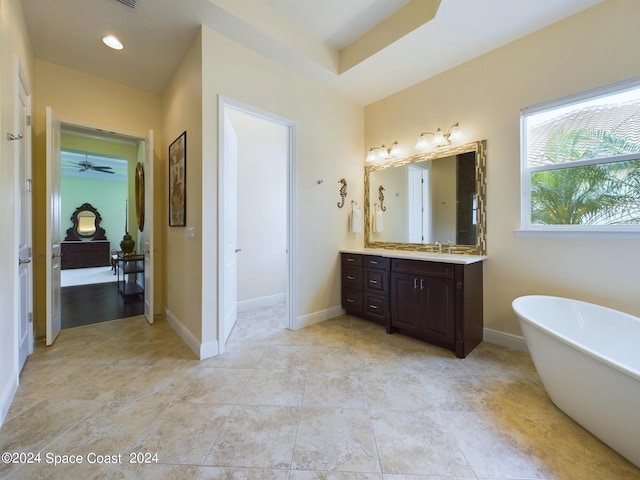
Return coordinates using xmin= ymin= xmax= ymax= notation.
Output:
xmin=435 ymin=241 xmax=442 ymax=254
xmin=447 ymin=240 xmax=453 ymax=255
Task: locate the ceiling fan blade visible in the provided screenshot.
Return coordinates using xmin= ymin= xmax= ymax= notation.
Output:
xmin=92 ymin=166 xmax=115 ymax=173
xmin=69 ymin=160 xmax=92 ymax=171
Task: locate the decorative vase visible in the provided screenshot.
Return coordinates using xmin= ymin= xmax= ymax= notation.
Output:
xmin=121 ymin=198 xmax=136 ymax=254
xmin=120 ymin=232 xmax=135 ymax=255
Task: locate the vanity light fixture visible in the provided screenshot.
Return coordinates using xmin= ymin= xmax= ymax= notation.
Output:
xmin=102 ymin=35 xmax=124 ymax=50
xmin=415 ymin=122 xmax=461 ymax=150
xmin=366 ymin=141 xmax=401 ymax=162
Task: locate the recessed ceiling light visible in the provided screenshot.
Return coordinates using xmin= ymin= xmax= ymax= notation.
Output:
xmin=102 ymin=35 xmax=124 ymax=50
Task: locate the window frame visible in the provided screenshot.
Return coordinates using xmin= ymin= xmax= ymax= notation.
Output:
xmin=519 ymin=77 xmax=640 ymax=237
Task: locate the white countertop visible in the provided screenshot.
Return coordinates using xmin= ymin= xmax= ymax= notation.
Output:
xmin=340 ymin=248 xmax=487 ymax=265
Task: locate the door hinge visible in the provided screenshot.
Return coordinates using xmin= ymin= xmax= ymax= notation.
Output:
xmin=26 ymin=115 xmax=31 ymax=127
xmin=27 ymin=179 xmax=32 ymax=192
xmin=28 ymin=312 xmax=33 ymax=324
xmin=28 ymin=247 xmax=32 ymax=257
xmin=457 ymin=281 xmax=463 ymax=290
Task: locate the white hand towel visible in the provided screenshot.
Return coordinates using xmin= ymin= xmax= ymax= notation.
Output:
xmin=350 ymin=204 xmax=362 ymax=233
xmin=374 ymin=209 xmax=384 ymax=233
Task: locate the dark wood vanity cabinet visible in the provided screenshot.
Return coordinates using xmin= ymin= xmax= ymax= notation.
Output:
xmin=341 ymin=253 xmax=390 ymax=329
xmin=341 ymin=252 xmax=483 ymax=358
xmin=391 ymin=270 xmax=454 ymax=346
xmin=342 ymin=254 xmax=363 ymax=316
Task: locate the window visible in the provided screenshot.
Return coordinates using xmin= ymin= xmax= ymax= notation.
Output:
xmin=520 ymin=78 xmax=640 ymax=234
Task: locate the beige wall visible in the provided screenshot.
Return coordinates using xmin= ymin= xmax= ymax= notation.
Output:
xmin=198 ymin=26 xmax=363 ymax=349
xmin=0 ymin=0 xmax=34 ymax=422
xmin=32 ymin=60 xmax=164 ymax=338
xmin=162 ymin=30 xmax=204 ymax=341
xmin=365 ymin=0 xmax=640 ymax=335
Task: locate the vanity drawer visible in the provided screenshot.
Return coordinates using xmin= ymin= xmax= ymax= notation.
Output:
xmin=364 ymin=255 xmax=389 ymax=270
xmin=341 ymin=253 xmax=363 ymax=266
xmin=364 ymin=293 xmax=388 ymax=324
xmin=342 ymin=288 xmax=363 ymax=314
xmin=342 ymin=265 xmax=363 ymax=290
xmin=391 ymin=258 xmax=454 ymax=279
xmin=364 ymin=269 xmax=388 ymax=294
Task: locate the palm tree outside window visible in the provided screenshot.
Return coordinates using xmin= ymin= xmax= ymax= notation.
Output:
xmin=521 ymin=78 xmax=640 ymax=231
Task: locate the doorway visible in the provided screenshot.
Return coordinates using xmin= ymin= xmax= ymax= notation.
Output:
xmin=47 ymin=119 xmax=152 ymax=338
xmin=58 ymin=134 xmax=142 ymax=329
xmin=219 ymin=98 xmax=295 ymax=351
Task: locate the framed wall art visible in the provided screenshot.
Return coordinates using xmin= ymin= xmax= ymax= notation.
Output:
xmin=169 ymin=131 xmax=186 ymax=226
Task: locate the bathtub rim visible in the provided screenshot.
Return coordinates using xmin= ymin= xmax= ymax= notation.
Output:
xmin=512 ymin=295 xmax=640 ymax=382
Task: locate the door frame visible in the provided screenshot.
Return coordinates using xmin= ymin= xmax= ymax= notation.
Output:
xmin=47 ymin=117 xmax=153 ymax=330
xmin=218 ymin=95 xmax=296 ymax=349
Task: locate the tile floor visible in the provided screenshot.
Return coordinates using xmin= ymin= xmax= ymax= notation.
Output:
xmin=1 ymin=305 xmax=639 ymax=480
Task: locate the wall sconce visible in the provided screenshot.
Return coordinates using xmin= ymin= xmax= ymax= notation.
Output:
xmin=415 ymin=122 xmax=462 ymax=150
xmin=366 ymin=141 xmax=400 ymax=162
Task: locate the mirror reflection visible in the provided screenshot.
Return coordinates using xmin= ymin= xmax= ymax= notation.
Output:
xmin=365 ymin=140 xmax=486 ymax=255
xmin=77 ymin=211 xmax=97 ymax=237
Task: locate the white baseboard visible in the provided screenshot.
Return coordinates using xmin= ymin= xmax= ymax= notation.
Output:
xmin=0 ymin=373 xmax=18 ymax=428
xmin=238 ymin=293 xmax=286 ymax=313
xmin=200 ymin=340 xmax=219 ymax=360
xmin=483 ymin=327 xmax=528 ymax=352
xmin=295 ymin=305 xmax=345 ymax=330
xmin=164 ymin=308 xmax=219 ymax=360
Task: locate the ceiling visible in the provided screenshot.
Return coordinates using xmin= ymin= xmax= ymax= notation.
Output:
xmin=21 ymin=0 xmax=604 ymax=106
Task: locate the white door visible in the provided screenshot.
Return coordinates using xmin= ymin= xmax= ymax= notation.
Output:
xmin=45 ymin=106 xmax=62 ymax=345
xmin=407 ymin=165 xmax=432 ymax=244
xmin=221 ymin=112 xmax=239 ymax=345
xmin=143 ymin=130 xmax=155 ymax=324
xmin=421 ymin=168 xmax=432 ymax=244
xmin=16 ymin=62 xmax=33 ymax=368
xmin=407 ymin=166 xmax=424 ymax=243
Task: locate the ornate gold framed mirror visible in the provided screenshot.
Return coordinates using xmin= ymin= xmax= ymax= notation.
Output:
xmin=64 ymin=202 xmax=108 ymax=241
xmin=135 ymin=162 xmax=145 ymax=232
xmin=365 ymin=140 xmax=486 ymax=255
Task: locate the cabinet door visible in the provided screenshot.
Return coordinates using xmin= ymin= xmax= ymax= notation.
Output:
xmin=391 ymin=272 xmax=421 ymax=335
xmin=419 ymin=276 xmax=455 ymax=346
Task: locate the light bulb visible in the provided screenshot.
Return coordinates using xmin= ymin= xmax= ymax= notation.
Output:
xmin=389 ymin=141 xmax=400 ymax=157
xmin=433 ymin=128 xmax=445 ymax=145
xmin=103 ymin=35 xmax=124 ymax=50
xmin=449 ymin=123 xmax=462 ymax=142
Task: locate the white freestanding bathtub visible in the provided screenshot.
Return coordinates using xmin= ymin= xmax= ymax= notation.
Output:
xmin=512 ymin=295 xmax=640 ymax=468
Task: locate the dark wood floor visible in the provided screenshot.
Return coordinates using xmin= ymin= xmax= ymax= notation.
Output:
xmin=61 ymin=282 xmax=144 ymax=329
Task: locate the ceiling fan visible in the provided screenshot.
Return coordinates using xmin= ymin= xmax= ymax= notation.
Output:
xmin=65 ymin=158 xmax=115 ymax=174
